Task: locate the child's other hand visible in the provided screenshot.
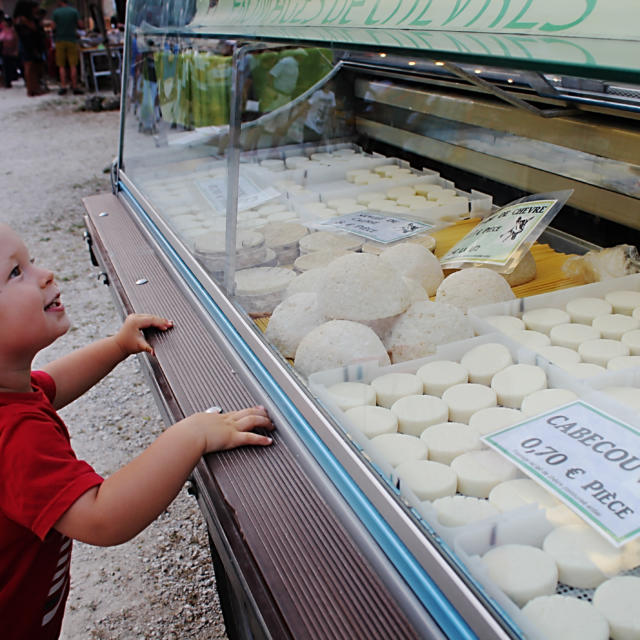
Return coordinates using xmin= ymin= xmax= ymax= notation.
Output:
xmin=115 ymin=313 xmax=173 ymax=357
xmin=183 ymin=406 xmax=274 ymax=453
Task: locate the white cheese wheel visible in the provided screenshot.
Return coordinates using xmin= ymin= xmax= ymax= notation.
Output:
xmin=566 ymin=297 xmax=613 ymax=324
xmin=603 ymin=386 xmax=640 ymax=411
xmin=551 ymin=323 xmax=601 ymax=349
xmin=420 ymin=421 xmax=482 ymax=464
xmin=385 ymin=300 xmax=473 ymax=364
xmin=299 ymin=231 xmax=363 ymax=254
xmin=257 ymin=221 xmax=307 ymax=250
xmin=259 ymin=158 xmax=285 ymax=171
xmin=371 ymin=372 xmax=424 ymax=409
xmin=294 ymin=320 xmax=390 ymax=378
xmin=543 ymin=524 xmax=624 ymax=588
xmin=509 ymin=329 xmax=552 ymax=349
xmin=451 ymin=449 xmax=519 ymax=497
xmin=578 ymin=338 xmax=629 ymax=367
xmin=468 ymin=407 xmax=523 ymax=436
xmin=390 ymin=394 xmax=449 ymax=436
xmin=435 ymin=268 xmax=515 ymax=313
xmin=379 ymin=243 xmax=444 ymax=296
xmin=481 ymin=544 xmax=558 ymax=607
xmin=346 ymin=169 xmax=371 ymax=182
xmin=416 ymin=360 xmax=469 ymax=397
xmin=491 ymin=364 xmax=547 ymax=408
xmin=318 ymin=253 xmax=411 ymax=322
xmin=523 ymin=307 xmax=571 ymax=334
xmin=535 ymin=345 xmax=582 ymax=366
xmin=460 ymin=342 xmax=513 ymax=385
xmin=234 ymin=267 xmax=298 ymax=314
xmin=344 ymin=405 xmax=398 ymax=438
xmin=326 ymin=381 xmax=376 ymax=411
xmin=593 ymin=576 xmax=640 ymax=640
xmin=285 ymin=267 xmax=328 ymax=298
xmin=522 ymin=595 xmax=609 ymax=640
xmin=370 ymin=433 xmax=428 ymax=467
xmin=621 ymin=329 xmax=640 ymax=355
xmin=520 ymin=388 xmax=579 ymax=416
xmin=265 ymin=293 xmax=326 ymax=358
xmin=605 ymin=290 xmax=640 ymax=315
xmin=356 ymin=191 xmax=386 ymax=205
xmin=489 ymin=478 xmax=582 ymax=527
xmin=293 ymin=250 xmax=350 ymax=273
xmin=386 ymin=186 xmax=416 ymax=200
xmin=432 ymin=495 xmax=499 ymax=527
xmin=326 ymin=197 xmax=358 ymax=210
xmin=561 ymin=362 xmax=606 ymax=378
xmin=484 ymin=315 xmax=525 ymax=334
xmin=442 ymin=383 xmax=497 ymax=423
xmin=396 ymin=459 xmax=457 ymax=501
xmin=414 ymin=183 xmax=440 ymax=196
xmin=592 ymin=314 xmax=640 ymax=339
xmin=607 ymin=355 xmax=640 ymax=370
xmin=396 ymin=195 xmax=428 ymax=207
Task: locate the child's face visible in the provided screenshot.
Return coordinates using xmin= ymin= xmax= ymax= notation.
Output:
xmin=0 ymin=225 xmax=70 ymax=359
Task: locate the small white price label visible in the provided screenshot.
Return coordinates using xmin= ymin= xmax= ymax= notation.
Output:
xmin=484 ymin=400 xmax=640 ymax=546
xmin=197 ymin=175 xmax=280 ymax=213
xmin=315 ymin=211 xmax=433 ymax=243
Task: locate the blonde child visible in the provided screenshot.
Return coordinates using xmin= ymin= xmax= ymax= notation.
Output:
xmin=0 ymin=223 xmax=274 ymax=639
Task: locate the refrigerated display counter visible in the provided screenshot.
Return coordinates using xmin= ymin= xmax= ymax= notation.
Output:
xmin=84 ymin=2 xmax=640 ymax=638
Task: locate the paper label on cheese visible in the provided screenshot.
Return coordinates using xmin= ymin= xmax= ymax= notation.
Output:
xmin=484 ymin=400 xmax=640 ymax=547
xmin=314 ymin=211 xmax=433 ymax=243
xmin=197 ymin=175 xmax=279 ymax=213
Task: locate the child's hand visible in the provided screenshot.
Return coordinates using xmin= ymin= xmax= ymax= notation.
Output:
xmin=114 ymin=313 xmax=173 ymax=357
xmin=183 ymin=406 xmax=274 ymax=453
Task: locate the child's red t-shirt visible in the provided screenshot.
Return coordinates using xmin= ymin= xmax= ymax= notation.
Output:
xmin=0 ymin=371 xmax=104 ymax=639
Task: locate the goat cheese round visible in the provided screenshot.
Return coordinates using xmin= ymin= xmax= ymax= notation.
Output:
xmin=561 ymin=362 xmax=606 ymax=378
xmin=442 ymin=383 xmax=497 ymax=423
xmin=607 ymin=355 xmax=640 ymax=371
xmin=523 ymin=307 xmax=571 ymax=334
xmin=420 ymin=421 xmax=481 ymax=464
xmin=592 ymin=314 xmax=640 ymax=340
xmin=432 ymin=495 xmax=499 ymax=527
xmin=416 ymin=360 xmax=469 ymax=397
xmin=452 ymin=450 xmax=519 ymax=498
xmin=593 ymin=576 xmax=640 ymax=640
xmin=379 ymin=243 xmax=444 ymax=296
xmin=460 ymin=342 xmax=513 ymax=385
xmin=468 ymin=407 xmax=523 ymax=436
xmin=325 ymin=382 xmax=376 ymax=411
xmin=565 ymin=297 xmax=613 ymax=324
xmin=435 ymin=268 xmax=515 ymax=313
xmin=521 ymin=388 xmax=579 ymax=416
xmin=482 ymin=544 xmax=558 ymax=607
xmin=491 ymin=364 xmax=547 ymax=409
xmin=371 ymin=372 xmax=424 ymax=409
xmin=344 ymin=405 xmax=398 ymax=438
xmin=578 ymin=339 xmax=629 ymax=367
xmin=621 ymin=329 xmax=640 ymax=355
xmin=535 ymin=345 xmax=582 ymax=366
xmin=508 ymin=329 xmax=552 ymax=349
xmin=391 ymin=394 xmax=449 ymax=437
xmin=370 ymin=433 xmax=428 ymax=467
xmin=605 ymin=290 xmax=640 ymax=315
xmin=550 ymin=323 xmax=600 ymax=349
xmin=396 ymin=459 xmax=457 ymax=501
xmin=483 ymin=315 xmax=525 ymax=334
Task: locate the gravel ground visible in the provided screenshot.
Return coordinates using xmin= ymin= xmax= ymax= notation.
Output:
xmin=0 ymin=83 xmax=227 ymax=639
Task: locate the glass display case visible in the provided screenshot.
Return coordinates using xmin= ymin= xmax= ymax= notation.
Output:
xmin=84 ymin=1 xmax=640 ymax=638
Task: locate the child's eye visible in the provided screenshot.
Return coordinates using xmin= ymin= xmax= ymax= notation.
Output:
xmin=9 ymin=265 xmax=22 ymax=278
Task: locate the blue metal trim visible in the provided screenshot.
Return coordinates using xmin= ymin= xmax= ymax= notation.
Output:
xmin=120 ymin=184 xmax=477 ymax=639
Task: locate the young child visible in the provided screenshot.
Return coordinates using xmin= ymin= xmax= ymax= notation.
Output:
xmin=0 ymin=223 xmax=274 ymax=639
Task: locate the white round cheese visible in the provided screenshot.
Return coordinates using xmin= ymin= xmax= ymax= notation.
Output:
xmin=451 ymin=449 xmax=519 ymax=498
xmin=605 ymin=290 xmax=640 ymax=315
xmin=298 ymin=231 xmax=363 ymax=254
xmin=578 ymin=338 xmax=629 ymax=367
xmin=441 ymin=383 xmax=497 ymax=423
xmin=435 ymin=268 xmax=515 ymax=313
xmin=386 ymin=185 xmax=416 ymax=200
xmin=371 ymin=372 xmax=424 ymax=409
xmin=550 ymin=323 xmax=600 ymax=349
xmin=420 ymin=421 xmax=481 ymax=464
xmin=543 ymin=525 xmax=624 ymax=588
xmin=491 ymin=364 xmax=547 ymax=409
xmin=416 ymin=360 xmax=469 ymax=397
xmin=370 ymin=432 xmax=428 ymax=467
xmin=560 ymin=362 xmax=606 ymax=378
xmin=460 ymin=342 xmax=513 ymax=385
xmin=344 ymin=405 xmax=398 ymax=438
xmin=285 ymin=267 xmax=328 ymax=298
xmin=379 ymin=243 xmax=444 ymax=296
xmin=621 ymin=329 xmax=640 ymax=355
xmin=592 ymin=313 xmax=640 ymax=340
xmin=391 ymin=394 xmax=449 ymax=436
xmin=484 ymin=315 xmax=525 ymax=334
xmin=520 ymin=388 xmax=579 ymax=416
xmin=481 ymin=544 xmax=558 ymax=607
xmin=468 ymin=407 xmax=523 ymax=436
xmin=523 ymin=307 xmax=571 ymax=334
xmin=565 ymin=297 xmax=612 ymax=324
xmin=356 ymin=191 xmax=386 ymax=205
xmin=326 ymin=381 xmax=376 ymax=411
xmin=396 ymin=459 xmax=457 ymax=501
xmin=593 ymin=576 xmax=640 ymax=640
xmin=522 ymin=595 xmax=609 ymax=640
xmin=607 ymin=355 xmax=640 ymax=371
xmin=432 ymin=495 xmax=499 ymax=527
xmin=535 ymin=345 xmax=582 ymax=366
xmin=234 ymin=267 xmax=298 ymax=314
xmin=508 ymin=329 xmax=552 ymax=349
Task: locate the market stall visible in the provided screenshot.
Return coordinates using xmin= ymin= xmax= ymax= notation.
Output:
xmin=84 ymin=1 xmax=640 ymax=638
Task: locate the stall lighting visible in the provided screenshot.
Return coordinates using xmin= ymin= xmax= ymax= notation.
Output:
xmin=408 ymin=60 xmax=416 ymax=66
xmin=474 ymin=68 xmax=482 ymax=74
xmin=507 ymin=78 xmax=514 ymax=83
xmin=379 ymin=52 xmax=387 ymax=58
xmin=435 ymin=61 xmax=445 ymax=66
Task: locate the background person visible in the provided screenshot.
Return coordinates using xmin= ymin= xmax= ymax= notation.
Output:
xmin=52 ymin=0 xmax=83 ymax=95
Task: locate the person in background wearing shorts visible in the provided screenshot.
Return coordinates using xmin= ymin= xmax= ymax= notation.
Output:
xmin=52 ymin=0 xmax=83 ymax=95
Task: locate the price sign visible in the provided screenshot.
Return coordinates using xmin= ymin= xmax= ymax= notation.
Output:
xmin=484 ymin=401 xmax=640 ymax=546
xmin=197 ymin=175 xmax=280 ymax=213
xmin=315 ymin=211 xmax=433 ymax=243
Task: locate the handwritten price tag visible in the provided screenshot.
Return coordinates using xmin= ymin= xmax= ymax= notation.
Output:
xmin=484 ymin=401 xmax=640 ymax=546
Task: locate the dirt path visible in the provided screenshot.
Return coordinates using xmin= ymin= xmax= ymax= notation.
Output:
xmin=0 ymin=84 xmax=226 ymax=639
